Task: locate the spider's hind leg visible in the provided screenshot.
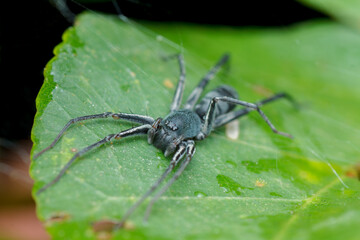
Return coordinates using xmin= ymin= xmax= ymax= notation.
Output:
xmin=184 ymin=54 xmax=230 ymax=110
xmin=167 ymin=54 xmax=186 ymax=112
xmin=199 ymin=95 xmax=293 ymax=139
xmin=213 ymin=92 xmax=296 ymax=128
xmin=165 ymin=53 xmax=230 ymax=112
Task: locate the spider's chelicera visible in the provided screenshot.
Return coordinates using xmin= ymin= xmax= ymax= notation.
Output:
xmin=34 ymin=54 xmax=293 ymax=229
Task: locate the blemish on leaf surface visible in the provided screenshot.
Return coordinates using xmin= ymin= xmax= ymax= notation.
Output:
xmin=163 ymin=78 xmax=174 ymax=89
xmin=255 ymin=179 xmax=266 ymax=187
xmin=45 ymin=212 xmax=71 ymax=225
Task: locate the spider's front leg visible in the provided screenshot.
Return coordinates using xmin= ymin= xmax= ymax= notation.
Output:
xmin=199 ymin=96 xmax=293 ymax=139
xmin=143 ymin=140 xmax=196 ymax=222
xmin=113 ymin=141 xmax=189 ymax=229
xmin=36 ymin=124 xmax=151 ymax=195
xmin=33 ymin=112 xmax=154 ymax=159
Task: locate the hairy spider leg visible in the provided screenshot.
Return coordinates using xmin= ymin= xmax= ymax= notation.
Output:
xmin=143 ymin=140 xmax=195 ymax=222
xmin=184 ymin=54 xmax=230 ymax=109
xmin=213 ymin=92 xmax=296 ymax=128
xmin=169 ymin=54 xmax=186 ymax=112
xmin=33 ymin=112 xmax=154 ymax=159
xmin=200 ymin=96 xmax=293 ymax=139
xmin=113 ymin=142 xmax=188 ymax=230
xmin=36 ymin=124 xmax=151 ymax=195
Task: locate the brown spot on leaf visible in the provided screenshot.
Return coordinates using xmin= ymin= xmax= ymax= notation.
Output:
xmin=163 ymin=79 xmax=174 ymax=89
xmin=252 ymin=85 xmax=273 ymax=96
xmin=92 ymin=219 xmax=117 ymax=232
xmin=356 ymin=163 xmax=360 ymax=181
xmin=46 ymin=212 xmax=70 ymax=225
xmin=92 ymin=219 xmax=135 ymax=234
xmin=346 ymin=162 xmax=360 ymax=181
xmin=255 ymin=179 xmax=266 ymax=187
xmin=346 ymin=170 xmax=357 ymax=178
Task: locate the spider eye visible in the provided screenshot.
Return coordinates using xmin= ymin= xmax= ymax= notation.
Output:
xmin=164 ymin=120 xmax=178 ymax=131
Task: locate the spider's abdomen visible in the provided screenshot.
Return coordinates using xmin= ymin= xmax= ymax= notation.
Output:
xmin=152 ymin=110 xmax=201 ymax=152
xmin=195 ymin=85 xmax=239 ymax=120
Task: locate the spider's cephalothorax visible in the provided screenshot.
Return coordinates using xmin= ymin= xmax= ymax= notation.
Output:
xmin=149 ymin=110 xmax=201 ymax=156
xmin=149 ymin=84 xmax=240 ymax=157
xmin=34 ymin=53 xmax=294 ymax=229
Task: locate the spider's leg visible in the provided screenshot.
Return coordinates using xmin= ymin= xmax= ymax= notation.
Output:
xmin=168 ymin=54 xmax=186 ymax=111
xmin=33 ymin=112 xmax=154 ymax=159
xmin=143 ymin=140 xmax=195 ymax=222
xmin=36 ymin=124 xmax=151 ymax=195
xmin=199 ymin=96 xmax=293 ymax=139
xmin=113 ymin=142 xmax=188 ymax=230
xmin=184 ymin=53 xmax=230 ymax=110
xmin=213 ymin=92 xmax=295 ymax=128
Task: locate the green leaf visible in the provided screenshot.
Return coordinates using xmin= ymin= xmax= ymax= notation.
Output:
xmin=31 ymin=12 xmax=360 ymax=240
xmin=299 ymin=0 xmax=360 ymax=29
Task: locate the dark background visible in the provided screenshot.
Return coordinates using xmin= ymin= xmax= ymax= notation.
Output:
xmin=0 ymin=0 xmax=328 ymax=141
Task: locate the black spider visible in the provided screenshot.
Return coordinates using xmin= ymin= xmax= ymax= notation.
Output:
xmin=34 ymin=53 xmax=293 ymax=229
